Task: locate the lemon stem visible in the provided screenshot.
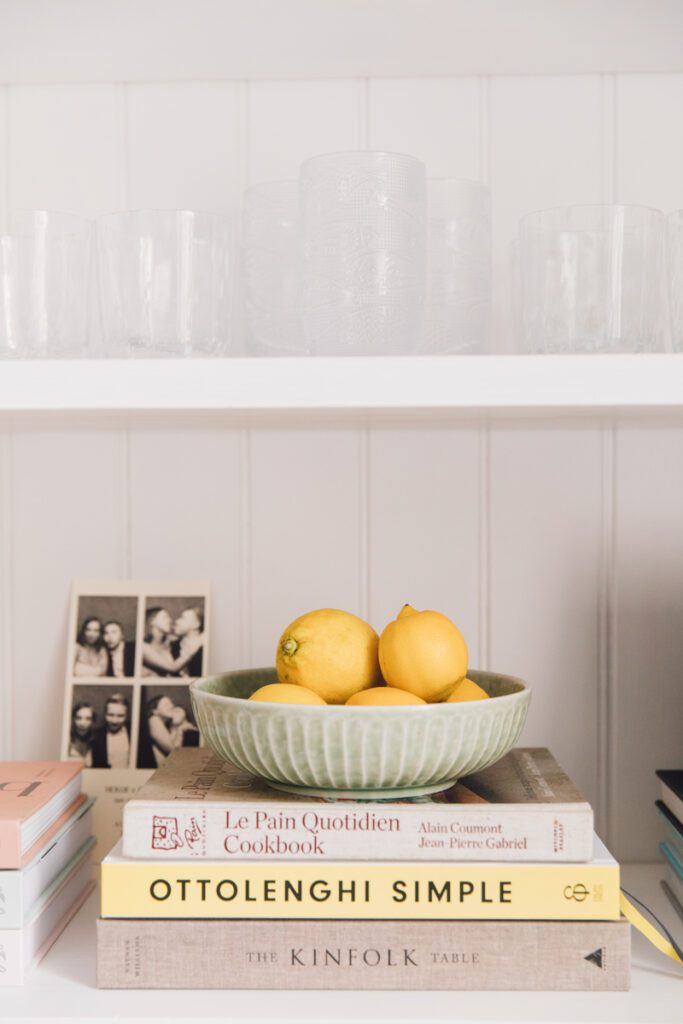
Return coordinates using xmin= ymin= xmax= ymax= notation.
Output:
xmin=282 ymin=637 xmax=298 ymax=656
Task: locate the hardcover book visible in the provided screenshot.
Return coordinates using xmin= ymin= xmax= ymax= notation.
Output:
xmin=122 ymin=747 xmax=593 ymax=862
xmin=656 ymin=770 xmax=683 ymax=825
xmin=0 ymin=838 xmax=95 ymax=986
xmin=0 ymin=798 xmax=93 ymax=929
xmin=100 ymin=833 xmax=620 ymax=921
xmin=0 ymin=762 xmax=82 ymax=868
xmin=96 ymin=916 xmax=631 ymax=991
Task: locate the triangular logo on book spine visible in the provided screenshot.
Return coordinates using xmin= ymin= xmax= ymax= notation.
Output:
xmin=584 ymin=948 xmax=604 ymax=969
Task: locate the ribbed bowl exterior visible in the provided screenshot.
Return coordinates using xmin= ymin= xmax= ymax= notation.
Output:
xmin=191 ymin=668 xmax=530 ymax=791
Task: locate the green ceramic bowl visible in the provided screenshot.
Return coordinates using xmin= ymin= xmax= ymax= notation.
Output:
xmin=190 ymin=668 xmax=531 ymax=799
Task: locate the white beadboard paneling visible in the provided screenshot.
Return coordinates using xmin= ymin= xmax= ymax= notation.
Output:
xmin=368 ymin=78 xmax=482 ymax=180
xmin=368 ymin=425 xmax=481 ymax=664
xmin=0 ymin=431 xmax=13 ymax=759
xmin=489 ymin=76 xmax=603 ymax=352
xmin=8 ymin=85 xmax=123 ymax=217
xmin=613 ymin=424 xmax=683 ymax=862
xmin=128 ymin=427 xmax=243 ymax=673
xmin=247 ymin=80 xmax=362 ymax=185
xmin=489 ymin=423 xmax=603 ymax=813
xmin=616 ymin=75 xmax=683 ymax=210
xmin=126 ymin=83 xmax=244 ymax=211
xmin=249 ymin=426 xmax=362 ymax=665
xmin=9 ymin=428 xmax=127 ymax=759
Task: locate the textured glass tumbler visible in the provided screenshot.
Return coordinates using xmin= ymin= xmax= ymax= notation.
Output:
xmin=97 ymin=210 xmax=234 ymax=357
xmin=243 ymin=181 xmax=306 ymax=356
xmin=423 ymin=179 xmax=491 ymax=354
xmin=300 ymin=151 xmax=427 ymax=355
xmin=0 ymin=210 xmax=91 ymax=358
xmin=668 ymin=210 xmax=683 ymax=352
xmin=519 ymin=204 xmax=665 ymax=353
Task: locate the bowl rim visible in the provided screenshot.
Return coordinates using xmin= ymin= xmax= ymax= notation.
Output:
xmin=190 ymin=667 xmax=530 ymax=713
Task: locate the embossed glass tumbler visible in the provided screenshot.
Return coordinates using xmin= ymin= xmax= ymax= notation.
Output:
xmin=0 ymin=210 xmax=91 ymax=358
xmin=668 ymin=210 xmax=683 ymax=352
xmin=300 ymin=151 xmax=427 ymax=355
xmin=423 ymin=179 xmax=491 ymax=353
xmin=519 ymin=204 xmax=665 ymax=353
xmin=97 ymin=210 xmax=234 ymax=357
xmin=243 ymin=181 xmax=305 ymax=356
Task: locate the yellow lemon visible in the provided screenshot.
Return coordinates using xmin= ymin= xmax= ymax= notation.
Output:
xmin=248 ymin=683 xmax=326 ymax=705
xmin=379 ymin=605 xmax=468 ymax=703
xmin=276 ymin=608 xmax=382 ymax=704
xmin=446 ymin=677 xmax=490 ymax=702
xmin=345 ymin=687 xmax=426 ymax=707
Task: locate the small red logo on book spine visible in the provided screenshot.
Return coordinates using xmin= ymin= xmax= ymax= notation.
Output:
xmin=152 ymin=816 xmax=183 ymax=850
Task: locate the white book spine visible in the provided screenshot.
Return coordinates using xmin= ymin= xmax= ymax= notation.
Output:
xmin=0 ymin=803 xmax=92 ymax=929
xmin=123 ymin=802 xmax=594 ymax=861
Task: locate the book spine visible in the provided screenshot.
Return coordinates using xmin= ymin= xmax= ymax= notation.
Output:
xmin=122 ymin=802 xmax=594 ymax=862
xmin=0 ymin=869 xmax=23 ymax=929
xmin=100 ymin=859 xmax=621 ymax=921
xmin=96 ymin=917 xmax=631 ymax=991
xmin=0 ymin=821 xmax=21 ymax=870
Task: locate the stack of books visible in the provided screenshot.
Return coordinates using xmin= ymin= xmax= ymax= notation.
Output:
xmin=97 ymin=747 xmax=630 ymax=990
xmin=656 ymin=769 xmax=683 ymax=921
xmin=0 ymin=761 xmax=95 ymax=985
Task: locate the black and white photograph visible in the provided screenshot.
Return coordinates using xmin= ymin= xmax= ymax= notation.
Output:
xmin=141 ymin=596 xmax=206 ymax=678
xmin=72 ymin=595 xmax=138 ymax=679
xmin=66 ymin=684 xmax=135 ymax=769
xmin=136 ymin=684 xmax=200 ymax=770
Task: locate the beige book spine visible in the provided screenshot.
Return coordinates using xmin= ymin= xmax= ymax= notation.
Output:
xmin=97 ymin=917 xmax=630 ymax=990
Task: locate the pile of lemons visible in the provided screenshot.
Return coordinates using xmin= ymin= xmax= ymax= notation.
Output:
xmin=248 ymin=605 xmax=490 ymax=707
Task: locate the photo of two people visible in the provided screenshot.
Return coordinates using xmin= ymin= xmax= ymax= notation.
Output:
xmin=72 ymin=595 xmax=205 ymax=679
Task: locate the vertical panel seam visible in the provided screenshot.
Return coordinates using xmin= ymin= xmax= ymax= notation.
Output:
xmin=0 ymin=430 xmax=15 ymax=758
xmin=2 ymin=84 xmax=10 ymax=224
xmin=121 ymin=82 xmax=130 ymax=208
xmin=124 ymin=427 xmax=132 ymax=576
xmin=598 ymin=421 xmax=617 ymax=848
xmin=601 ymin=74 xmax=616 ymax=205
xmin=479 ymin=75 xmax=491 ymax=186
xmin=239 ymin=423 xmax=252 ymax=666
xmin=360 ymin=78 xmax=370 ymax=149
xmin=478 ymin=422 xmax=491 ymax=671
xmin=358 ymin=424 xmax=370 ymax=623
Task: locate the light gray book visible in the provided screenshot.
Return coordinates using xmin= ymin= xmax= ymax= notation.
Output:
xmin=97 ymin=916 xmax=630 ymax=990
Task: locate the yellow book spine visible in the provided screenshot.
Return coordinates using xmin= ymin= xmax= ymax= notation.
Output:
xmin=100 ymin=861 xmax=620 ymax=920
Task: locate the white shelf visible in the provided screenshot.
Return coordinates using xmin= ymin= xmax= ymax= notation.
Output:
xmin=3 ymin=865 xmax=681 ymax=1023
xmin=2 ymin=355 xmax=683 ymax=418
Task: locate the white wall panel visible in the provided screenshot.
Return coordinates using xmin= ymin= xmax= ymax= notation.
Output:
xmin=368 ymin=78 xmax=482 ymax=180
xmin=489 ymin=424 xmax=603 ymax=816
xmin=616 ymin=75 xmax=683 ymax=211
xmin=489 ymin=76 xmax=603 ymax=352
xmin=8 ymin=85 xmax=123 ymax=217
xmin=9 ymin=428 xmax=127 ymax=759
xmin=0 ymin=432 xmax=13 ymax=759
xmin=247 ymin=80 xmax=362 ymax=185
xmin=0 ymin=87 xmax=7 ymax=229
xmin=368 ymin=425 xmax=482 ymax=662
xmin=613 ymin=425 xmax=683 ymax=862
xmin=128 ymin=427 xmax=243 ymax=673
xmin=126 ymin=83 xmax=244 ymax=211
xmin=248 ymin=426 xmax=362 ymax=666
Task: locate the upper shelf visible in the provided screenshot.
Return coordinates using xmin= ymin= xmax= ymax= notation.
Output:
xmin=1 ymin=354 xmax=683 ymax=418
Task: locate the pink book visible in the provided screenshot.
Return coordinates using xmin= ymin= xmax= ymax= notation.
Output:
xmin=0 ymin=762 xmax=83 ymax=867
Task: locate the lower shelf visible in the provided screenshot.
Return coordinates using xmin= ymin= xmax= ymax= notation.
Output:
xmin=2 ymin=865 xmax=681 ymax=1023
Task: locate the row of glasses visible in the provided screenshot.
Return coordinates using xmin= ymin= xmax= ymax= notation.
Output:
xmin=2 ymin=190 xmax=683 ymax=359
xmin=244 ymin=153 xmax=492 ymax=356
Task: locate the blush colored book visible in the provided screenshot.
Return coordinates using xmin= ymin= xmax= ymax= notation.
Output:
xmin=96 ymin=916 xmax=630 ymax=990
xmin=0 ymin=797 xmax=93 ymax=928
xmin=0 ymin=762 xmax=83 ymax=868
xmin=122 ymin=747 xmax=593 ymax=862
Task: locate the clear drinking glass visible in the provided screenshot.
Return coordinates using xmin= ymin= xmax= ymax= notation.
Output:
xmin=300 ymin=151 xmax=427 ymax=356
xmin=243 ymin=181 xmax=306 ymax=356
xmin=518 ymin=204 xmax=665 ymax=353
xmin=668 ymin=210 xmax=683 ymax=352
xmin=423 ymin=179 xmax=491 ymax=354
xmin=97 ymin=210 xmax=234 ymax=357
xmin=0 ymin=210 xmax=91 ymax=358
